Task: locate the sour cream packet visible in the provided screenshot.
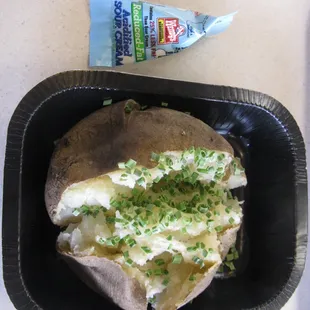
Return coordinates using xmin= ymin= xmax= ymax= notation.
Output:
xmin=89 ymin=0 xmax=236 ymax=67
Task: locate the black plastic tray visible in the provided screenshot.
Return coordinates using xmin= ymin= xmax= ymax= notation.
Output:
xmin=2 ymin=71 xmax=308 ymax=310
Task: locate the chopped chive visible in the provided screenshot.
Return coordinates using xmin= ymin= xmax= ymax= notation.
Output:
xmin=225 ymin=262 xmax=236 ymax=271
xmin=226 ymin=254 xmax=234 ymax=261
xmin=204 ymin=211 xmax=211 ymax=218
xmin=181 ymin=227 xmax=187 ymax=234
xmin=161 ymin=102 xmax=168 ymax=107
xmin=172 ymin=254 xmax=183 ymax=264
xmin=118 ymin=162 xmax=126 ymax=169
xmin=199 ymin=242 xmax=205 ymax=249
xmin=213 ymin=210 xmax=220 ymax=216
xmin=153 ymin=176 xmax=161 ymax=183
xmin=225 ymin=207 xmax=231 ymax=214
xmin=218 ymin=154 xmax=225 ymax=161
xmin=187 ymin=246 xmax=197 ymax=252
xmin=229 ymin=217 xmax=235 ymax=224
xmin=125 ymin=159 xmax=137 ymax=170
xmin=134 ymin=169 xmax=142 ymax=177
xmin=183 ymin=217 xmax=193 ymax=225
xmin=103 ymin=98 xmax=112 ymax=106
xmin=152 ymin=226 xmax=159 ymax=234
xmin=209 ymin=151 xmax=215 ymax=158
xmin=192 ymin=256 xmax=204 ymax=268
xmin=145 ymin=269 xmax=153 ymax=277
xmin=142 ymin=167 xmax=151 ymax=176
xmin=72 ymin=209 xmax=80 ymax=216
xmin=144 ymin=229 xmax=152 ymax=236
xmin=148 ymin=296 xmax=156 ymax=304
xmin=123 ymin=251 xmax=129 ymax=259
xmin=154 ymin=268 xmax=168 ymax=276
xmin=215 ymin=225 xmax=223 ymax=232
xmin=123 ymin=236 xmax=136 ymax=248
xmin=155 ymin=259 xmax=165 ymax=266
xmin=210 ymin=181 xmax=216 ymax=188
xmin=125 ymin=258 xmax=134 ymax=266
xmin=218 ymin=265 xmax=224 ymax=273
xmin=105 ymin=236 xmax=120 ymax=246
xmin=106 ymin=216 xmax=116 ymax=223
xmin=97 ymin=237 xmax=105 ymax=244
xmin=141 ymin=246 xmax=152 ymax=254
xmin=175 ymin=211 xmax=182 ymax=220
xmin=194 ymin=213 xmax=203 ymax=222
xmin=166 ymin=235 xmax=173 ymax=241
xmin=135 ymin=228 xmax=142 ymax=236
xmin=189 ymin=274 xmax=196 ymax=281
xmin=137 ymin=177 xmax=145 ymax=186
xmin=191 ymin=172 xmax=199 ymax=183
xmin=162 ymin=278 xmax=170 ymax=286
xmin=202 ymin=249 xmax=208 ymax=257
xmin=198 ymin=205 xmax=209 ymax=214
xmin=151 ymin=152 xmax=160 ymax=162
xmin=234 ymin=251 xmax=239 ymax=259
xmin=124 ymin=102 xmax=133 ymax=113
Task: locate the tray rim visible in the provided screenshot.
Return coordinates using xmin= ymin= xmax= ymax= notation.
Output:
xmin=2 ymin=70 xmax=308 ymax=310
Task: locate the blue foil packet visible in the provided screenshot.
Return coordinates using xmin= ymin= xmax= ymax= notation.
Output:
xmin=89 ymin=0 xmax=236 ymax=67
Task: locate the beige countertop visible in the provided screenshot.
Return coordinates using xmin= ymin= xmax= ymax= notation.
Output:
xmin=0 ymin=0 xmax=309 ymax=309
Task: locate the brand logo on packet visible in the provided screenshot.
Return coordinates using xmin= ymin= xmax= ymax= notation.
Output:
xmin=157 ymin=18 xmax=186 ymax=44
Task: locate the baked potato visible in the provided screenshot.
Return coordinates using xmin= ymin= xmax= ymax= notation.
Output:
xmin=45 ymin=100 xmax=247 ymax=310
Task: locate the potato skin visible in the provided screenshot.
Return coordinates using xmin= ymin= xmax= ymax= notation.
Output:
xmin=45 ymin=100 xmax=233 ymax=224
xmin=60 ymin=253 xmax=147 ymax=310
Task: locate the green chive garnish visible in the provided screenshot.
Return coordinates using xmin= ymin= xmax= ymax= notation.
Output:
xmin=192 ymin=256 xmax=204 ymax=268
xmin=225 ymin=262 xmax=236 ymax=271
xmin=166 ymin=235 xmax=173 ymax=241
xmin=72 ymin=209 xmax=80 ymax=216
xmin=141 ymin=246 xmax=152 ymax=254
xmin=123 ymin=251 xmax=129 ymax=259
xmin=202 ymin=249 xmax=208 ymax=257
xmin=215 ymin=225 xmax=223 ymax=232
xmin=155 ymin=259 xmax=165 ymax=266
xmin=226 ymin=254 xmax=234 ymax=261
xmin=189 ymin=274 xmax=196 ymax=281
xmin=125 ymin=258 xmax=133 ymax=266
xmin=154 ymin=176 xmax=161 ymax=183
xmin=181 ymin=227 xmax=187 ymax=234
xmin=106 ymin=216 xmax=116 ymax=223
xmin=162 ymin=278 xmax=170 ymax=286
xmin=145 ymin=269 xmax=153 ymax=277
xmin=172 ymin=254 xmax=183 ymax=264
xmin=134 ymin=169 xmax=142 ymax=177
xmin=229 ymin=217 xmax=235 ymax=224
xmin=98 ymin=238 xmax=105 ymax=244
xmin=125 ymin=159 xmax=136 ymax=170
xmin=144 ymin=229 xmax=152 ymax=236
xmin=137 ymin=177 xmax=145 ymax=186
xmin=187 ymin=246 xmax=197 ymax=252
xmin=151 ymin=152 xmax=160 ymax=162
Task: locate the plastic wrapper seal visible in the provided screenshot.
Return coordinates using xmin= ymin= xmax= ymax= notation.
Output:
xmin=89 ymin=0 xmax=236 ymax=67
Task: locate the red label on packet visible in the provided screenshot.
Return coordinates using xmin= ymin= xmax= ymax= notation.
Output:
xmin=157 ymin=18 xmax=186 ymax=44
